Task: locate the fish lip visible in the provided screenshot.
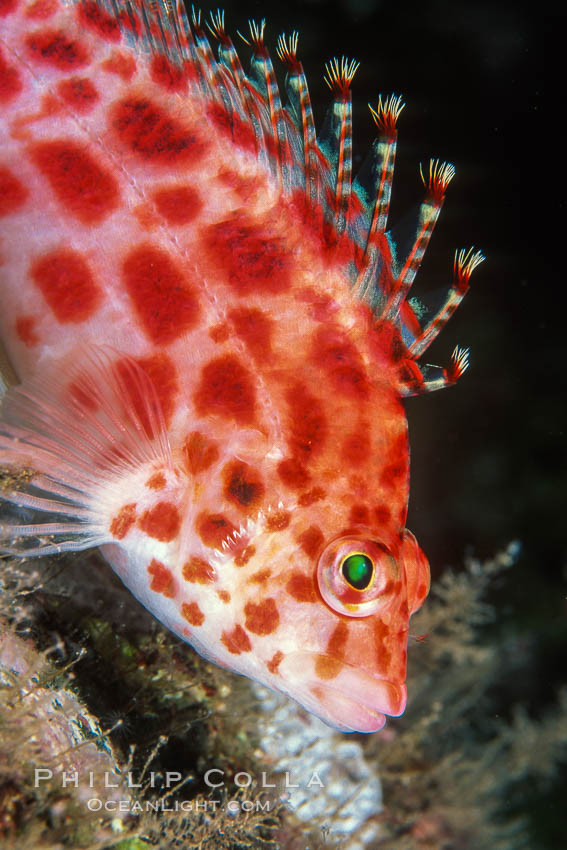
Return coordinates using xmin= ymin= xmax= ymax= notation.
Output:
xmin=276 ymin=650 xmax=407 ymax=733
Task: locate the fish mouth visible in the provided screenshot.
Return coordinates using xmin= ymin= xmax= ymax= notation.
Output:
xmin=277 ymin=651 xmax=407 ymax=733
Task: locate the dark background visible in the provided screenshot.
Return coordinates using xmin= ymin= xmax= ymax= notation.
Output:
xmin=208 ymin=0 xmax=562 ymax=844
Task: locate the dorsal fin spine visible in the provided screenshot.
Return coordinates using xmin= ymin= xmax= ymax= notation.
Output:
xmin=323 ymin=57 xmax=359 ymax=236
xmin=380 ymin=159 xmax=455 ymax=323
xmin=245 ymin=20 xmax=293 ymax=187
xmin=367 ymin=95 xmax=404 ymax=236
xmin=278 ymin=33 xmax=317 ymax=209
xmin=355 ymin=95 xmax=403 ymax=302
xmin=408 ymin=248 xmax=485 ymax=358
xmin=62 ymin=2 xmax=477 ymax=394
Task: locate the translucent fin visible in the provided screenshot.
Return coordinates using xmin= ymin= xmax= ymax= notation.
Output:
xmin=399 ymin=345 xmax=471 ymax=397
xmin=277 ymin=32 xmax=318 ymax=206
xmin=408 ymin=248 xmax=485 ymax=358
xmin=0 ymin=348 xmax=171 ymax=556
xmin=380 ymin=159 xmax=456 ymax=323
xmin=241 ymin=19 xmax=294 ymax=187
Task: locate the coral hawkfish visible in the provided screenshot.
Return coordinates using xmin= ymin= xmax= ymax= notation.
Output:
xmin=0 ymin=0 xmax=483 ymax=732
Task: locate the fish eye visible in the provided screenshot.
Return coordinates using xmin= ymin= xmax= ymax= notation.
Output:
xmin=341 ymin=552 xmax=374 ymax=590
xmin=317 ymin=535 xmax=398 ymax=618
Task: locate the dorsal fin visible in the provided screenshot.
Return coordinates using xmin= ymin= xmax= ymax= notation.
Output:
xmin=3 ymin=0 xmax=482 ymax=391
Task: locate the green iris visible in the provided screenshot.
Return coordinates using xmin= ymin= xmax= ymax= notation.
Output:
xmin=341 ymin=553 xmax=373 ymax=590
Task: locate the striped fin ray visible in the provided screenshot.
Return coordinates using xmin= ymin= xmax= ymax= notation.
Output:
xmin=381 ymin=159 xmax=456 ymax=322
xmin=277 ymin=32 xmax=318 ymax=207
xmin=239 ymin=19 xmax=295 ymax=188
xmin=320 ymin=57 xmax=359 ymax=236
xmin=190 ymin=7 xmax=246 ymax=117
xmin=77 ymin=1 xmax=480 ymax=393
xmin=408 ymin=248 xmax=485 ymax=358
xmin=355 ymin=95 xmax=404 ymax=304
xmin=207 ymin=13 xmax=274 ymax=169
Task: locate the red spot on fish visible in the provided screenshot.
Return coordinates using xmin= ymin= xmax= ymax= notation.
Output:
xmin=194 ymin=355 xmax=256 ymax=425
xmin=297 ymin=525 xmax=324 ymax=559
xmin=218 ymin=590 xmax=230 ymax=603
xmin=25 ymin=28 xmax=89 ymax=71
xmin=209 ymin=322 xmax=230 ymax=343
xmin=374 ymin=618 xmax=392 ymax=672
xmin=295 ymin=287 xmax=337 ymax=323
xmin=57 ymin=76 xmax=99 ymax=113
xmin=29 ymin=140 xmax=119 ymax=225
xmin=298 ymin=487 xmax=326 ymax=506
xmin=380 ymin=461 xmax=406 ymax=488
xmin=0 ymin=46 xmax=22 ymax=104
xmin=136 ymin=352 xmax=178 ymax=427
xmin=244 ymin=598 xmax=279 ymax=636
xmin=266 ymin=650 xmax=284 ymax=674
xmin=150 ymin=54 xmax=187 ymax=93
xmin=122 ymin=244 xmax=200 ymax=345
xmin=0 ymin=0 xmax=18 ymax=16
xmin=147 ymin=559 xmax=175 ymax=598
xmin=30 ymin=248 xmax=102 ymax=323
xmin=101 ymin=50 xmax=137 ymax=81
xmin=349 ymin=504 xmax=370 ymax=526
xmin=181 ymin=601 xmax=205 ymax=626
xmin=222 ymin=624 xmax=252 ymax=654
xmin=78 ymin=1 xmax=121 ymax=42
xmin=152 ymin=184 xmax=202 ymax=226
xmin=286 ymin=572 xmax=318 ymax=603
xmin=223 ymin=460 xmax=264 ymax=510
xmin=234 ymin=545 xmax=255 ymax=567
xmin=327 ymin=622 xmax=350 ymax=658
xmin=110 ymin=503 xmax=137 ymax=540
xmin=196 ymin=512 xmax=236 ymax=548
xmin=277 ymin=457 xmax=311 ymax=490
xmin=0 ymin=167 xmax=28 ymax=216
xmin=312 ymin=326 xmax=369 ymax=398
xmin=327 ymin=620 xmax=348 ymax=659
xmin=248 ymin=569 xmax=271 ymax=585
xmin=228 ymin=307 xmax=274 ymax=361
xmin=139 ymin=501 xmax=180 ymax=542
xmin=217 ymin=168 xmax=263 ymax=202
xmin=265 ymin=510 xmax=291 ymax=532
xmin=25 ymin=0 xmax=57 ymax=19
xmin=15 ymin=316 xmax=39 ymax=347
xmin=111 ymin=97 xmax=207 ymax=165
xmin=182 ymin=556 xmax=215 ymax=584
xmin=315 ymin=621 xmax=349 ymax=680
xmin=203 ymin=216 xmax=291 ymax=296
xmin=416 ymin=582 xmax=428 ymax=604
xmin=207 ymin=103 xmax=256 ymax=154
xmin=146 ymin=472 xmax=166 ymax=490
xmin=285 ymin=383 xmax=327 ymax=460
xmin=341 ymin=429 xmax=370 ymax=466
xmin=374 ymin=505 xmax=391 ymax=525
xmin=184 ymin=431 xmax=219 ymax=475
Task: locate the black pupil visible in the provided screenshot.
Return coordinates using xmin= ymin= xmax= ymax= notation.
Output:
xmin=341 ymin=553 xmax=373 ymax=590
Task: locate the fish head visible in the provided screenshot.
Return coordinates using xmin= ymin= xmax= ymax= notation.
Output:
xmin=186 ymin=487 xmax=431 ymax=734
